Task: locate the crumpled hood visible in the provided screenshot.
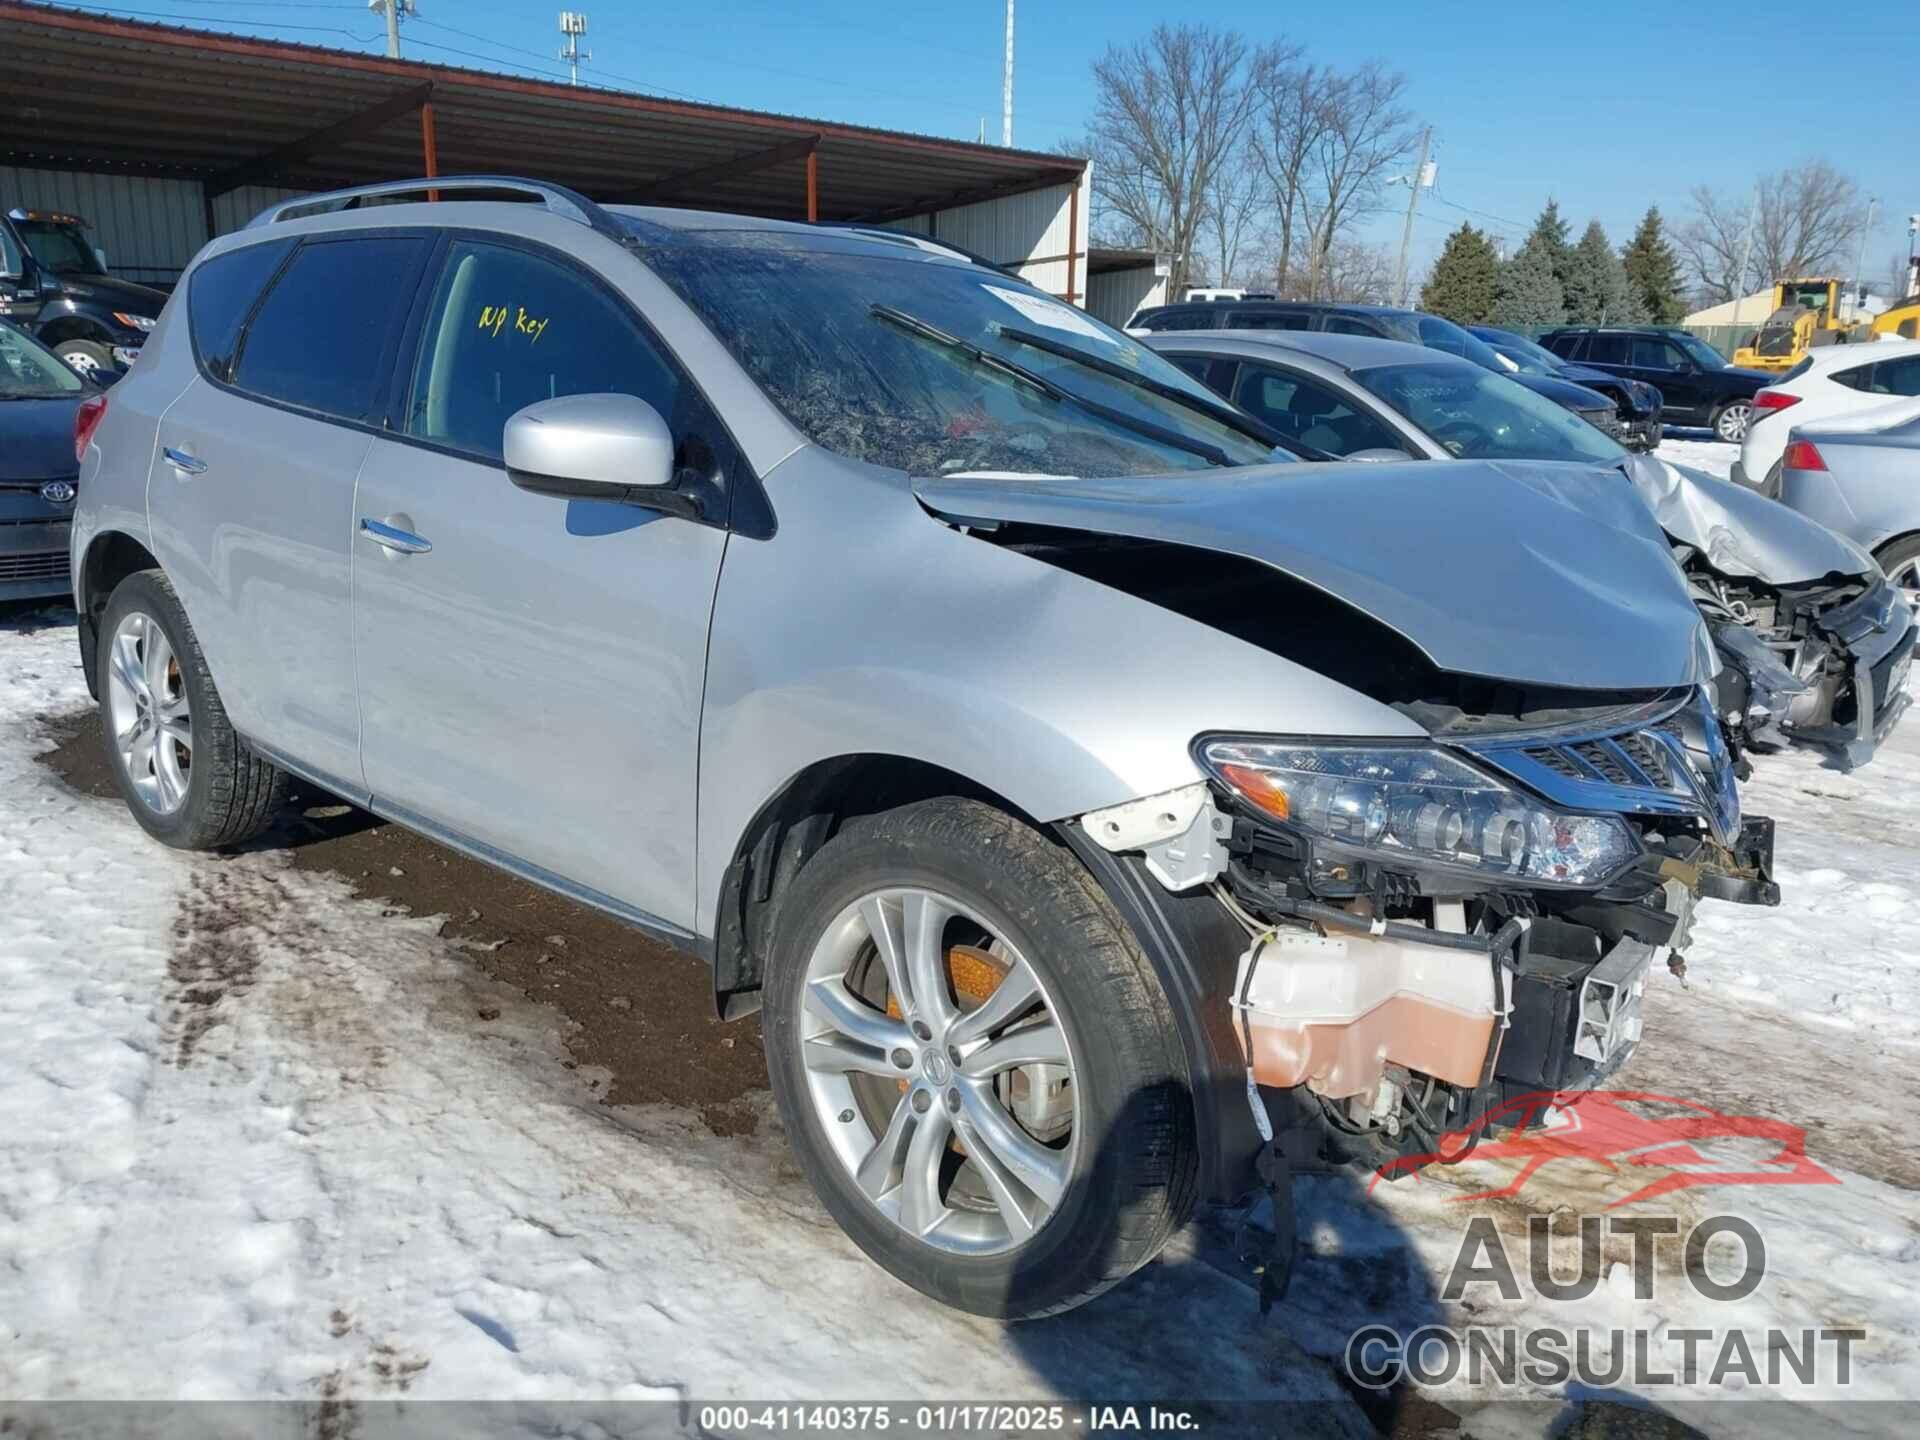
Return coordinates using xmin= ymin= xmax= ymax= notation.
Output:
xmin=916 ymin=458 xmax=1715 ymax=691
xmin=1624 ymin=454 xmax=1872 ymax=583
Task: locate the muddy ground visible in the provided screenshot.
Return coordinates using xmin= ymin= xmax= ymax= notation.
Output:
xmin=38 ymin=706 xmax=771 ymax=1135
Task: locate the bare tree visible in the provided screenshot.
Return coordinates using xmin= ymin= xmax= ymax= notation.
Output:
xmin=1245 ymin=48 xmax=1326 ymax=294
xmin=1319 ymin=240 xmax=1397 ymax=304
xmin=1680 ymin=161 xmax=1868 ymax=303
xmin=1201 ymin=143 xmax=1268 ymax=287
xmin=1298 ymin=62 xmax=1416 ymax=299
xmin=1083 ymin=24 xmax=1266 ymax=297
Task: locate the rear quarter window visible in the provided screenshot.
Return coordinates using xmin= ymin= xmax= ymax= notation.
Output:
xmin=187 ymin=240 xmax=292 ymax=381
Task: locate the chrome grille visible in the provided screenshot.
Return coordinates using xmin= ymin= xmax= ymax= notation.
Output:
xmin=1464 ymin=690 xmax=1740 ymax=846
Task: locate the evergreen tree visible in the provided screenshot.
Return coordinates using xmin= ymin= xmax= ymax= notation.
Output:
xmin=1491 ymin=235 xmax=1565 ymax=328
xmin=1526 ymin=198 xmax=1574 ymax=292
xmin=1563 ymin=220 xmax=1641 ymax=324
xmin=1621 ymin=206 xmax=1685 ymax=325
xmin=1419 ymin=223 xmax=1501 ymax=324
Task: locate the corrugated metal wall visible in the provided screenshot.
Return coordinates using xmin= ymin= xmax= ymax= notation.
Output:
xmin=1 ymin=167 xmax=309 ymax=287
xmin=1086 ymin=266 xmax=1166 ymax=329
xmin=883 ymin=175 xmax=1089 ymax=305
xmin=0 ymin=166 xmax=205 ymax=285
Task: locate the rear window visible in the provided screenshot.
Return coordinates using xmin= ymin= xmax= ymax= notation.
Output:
xmin=188 ymin=240 xmax=291 ymax=381
xmin=232 ymin=235 xmax=429 ymax=422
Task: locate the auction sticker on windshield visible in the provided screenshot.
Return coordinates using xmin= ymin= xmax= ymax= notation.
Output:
xmin=982 ymin=283 xmax=1117 ymax=344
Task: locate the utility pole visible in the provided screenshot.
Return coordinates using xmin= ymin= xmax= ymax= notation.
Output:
xmin=558 ymin=11 xmax=590 ymax=87
xmin=1849 ymin=195 xmax=1877 ymax=321
xmin=368 ymin=0 xmax=412 ymax=59
xmin=1392 ymin=128 xmax=1433 ymax=308
xmin=1001 ymin=0 xmax=1014 ymax=147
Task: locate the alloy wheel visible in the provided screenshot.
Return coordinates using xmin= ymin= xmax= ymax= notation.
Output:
xmin=106 ymin=610 xmax=193 ymax=815
xmin=1890 ymin=557 xmax=1920 ymax=606
xmin=797 ymin=887 xmax=1079 ymax=1256
xmin=1716 ymin=403 xmax=1752 ymax=443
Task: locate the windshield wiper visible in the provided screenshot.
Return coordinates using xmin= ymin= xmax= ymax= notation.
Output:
xmin=870 ymin=303 xmax=1236 ymax=467
xmin=991 ymin=322 xmax=1325 ymax=460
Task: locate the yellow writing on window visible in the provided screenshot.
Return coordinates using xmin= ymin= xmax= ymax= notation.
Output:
xmin=475 ymin=304 xmax=550 ymax=344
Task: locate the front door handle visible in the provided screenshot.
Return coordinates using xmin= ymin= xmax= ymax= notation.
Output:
xmin=162 ymin=446 xmax=208 ymax=476
xmin=359 ymin=517 xmax=433 ymax=555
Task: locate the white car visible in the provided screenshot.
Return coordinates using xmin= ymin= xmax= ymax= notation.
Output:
xmin=1738 ymin=338 xmax=1920 ymax=494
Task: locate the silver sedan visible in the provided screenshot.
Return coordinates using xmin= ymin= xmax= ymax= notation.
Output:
xmin=1777 ymin=399 xmax=1920 ymax=600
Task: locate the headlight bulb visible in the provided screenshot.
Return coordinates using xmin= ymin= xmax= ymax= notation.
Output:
xmin=1391 ymin=796 xmax=1464 ymax=852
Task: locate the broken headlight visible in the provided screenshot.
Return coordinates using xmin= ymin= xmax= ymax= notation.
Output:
xmin=1197 ymin=739 xmax=1639 ymax=888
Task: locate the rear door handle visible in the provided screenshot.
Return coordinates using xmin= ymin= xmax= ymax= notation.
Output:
xmin=162 ymin=446 xmax=207 ymax=476
xmin=359 ymin=517 xmax=432 ymax=555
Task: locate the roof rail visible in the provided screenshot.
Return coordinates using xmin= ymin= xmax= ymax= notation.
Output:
xmin=247 ymin=176 xmax=628 ymax=243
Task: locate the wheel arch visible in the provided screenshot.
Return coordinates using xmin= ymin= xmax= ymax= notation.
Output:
xmin=710 ymin=751 xmax=1259 ymax=1204
xmin=35 ymin=313 xmax=113 ymax=347
xmin=76 ymin=529 xmax=163 ymax=699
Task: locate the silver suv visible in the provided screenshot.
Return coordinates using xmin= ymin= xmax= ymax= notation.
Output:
xmin=72 ymin=178 xmax=1778 ymax=1319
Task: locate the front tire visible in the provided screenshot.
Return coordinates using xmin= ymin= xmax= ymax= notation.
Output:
xmin=1712 ymin=400 xmax=1753 ymax=443
xmin=1877 ymin=536 xmax=1920 ymax=605
xmin=97 ymin=570 xmax=287 ymax=849
xmin=762 ymin=797 xmax=1197 ymax=1319
xmin=54 ymin=339 xmax=114 ymax=376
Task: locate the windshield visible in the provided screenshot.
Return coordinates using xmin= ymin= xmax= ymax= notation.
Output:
xmin=1352 ymin=360 xmax=1626 ymax=465
xmin=17 ymin=219 xmax=104 ymax=276
xmin=1673 ymin=333 xmax=1728 ymax=371
xmin=1486 ymin=332 xmax=1565 ymax=376
xmin=0 ymin=323 xmax=84 ymax=398
xmin=640 ymin=231 xmax=1283 ymax=476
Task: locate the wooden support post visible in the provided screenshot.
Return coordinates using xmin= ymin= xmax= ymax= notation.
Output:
xmin=420 ymin=99 xmax=439 ymax=201
xmin=1065 ymin=176 xmax=1079 ymax=304
xmin=805 ymin=148 xmax=819 ymax=223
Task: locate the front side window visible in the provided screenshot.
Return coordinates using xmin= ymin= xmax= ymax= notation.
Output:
xmin=1542 ymin=332 xmax=1585 ymax=360
xmin=1229 ymin=363 xmax=1408 ymax=456
xmin=232 ymin=236 xmax=428 ymax=421
xmin=642 ymin=231 xmax=1281 ymax=476
xmin=1631 ymin=337 xmax=1686 ymax=370
xmin=0 ymin=225 xmax=23 ymax=279
xmin=0 ymin=323 xmax=84 ymax=397
xmin=188 ymin=240 xmax=291 ymax=381
xmin=1352 ymin=360 xmax=1626 ymax=465
xmin=1324 ymin=315 xmax=1383 ymax=338
xmin=1671 ymin=333 xmax=1728 ymax=371
xmin=404 ymin=240 xmax=679 ymax=461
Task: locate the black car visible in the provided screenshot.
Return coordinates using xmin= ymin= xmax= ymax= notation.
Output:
xmin=0 ymin=207 xmax=165 ymax=377
xmin=1540 ymin=325 xmax=1773 ymax=443
xmin=0 ymin=320 xmax=101 ymax=601
xmin=1131 ymin=299 xmax=1625 ymax=437
xmin=1469 ymin=324 xmax=1664 ymax=451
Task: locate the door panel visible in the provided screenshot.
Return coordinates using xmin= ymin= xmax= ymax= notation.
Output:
xmin=351 ymin=236 xmax=731 ymax=929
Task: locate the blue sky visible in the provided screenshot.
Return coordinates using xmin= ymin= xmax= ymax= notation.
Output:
xmin=83 ymin=0 xmax=1915 ymax=288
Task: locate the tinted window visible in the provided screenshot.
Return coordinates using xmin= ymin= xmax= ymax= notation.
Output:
xmin=233 ymin=236 xmax=427 ymax=420
xmin=1324 ymin=315 xmax=1384 ymax=337
xmin=0 ymin=224 xmax=22 ymax=278
xmin=1229 ymin=363 xmax=1409 ymax=456
xmin=1134 ymin=306 xmax=1214 ymax=332
xmin=188 ymin=240 xmax=291 ymax=381
xmin=404 ymin=240 xmax=680 ymax=462
xmin=1584 ymin=335 xmax=1630 ymax=365
xmin=1630 ymin=337 xmax=1686 ymax=370
xmin=1543 ymin=332 xmax=1585 ymax=360
xmin=1830 ymin=363 xmax=1872 ymax=391
xmin=1231 ymin=309 xmax=1311 ymax=331
xmin=1869 ymin=356 xmax=1920 ymax=397
xmin=1164 ymin=353 xmax=1234 ymax=392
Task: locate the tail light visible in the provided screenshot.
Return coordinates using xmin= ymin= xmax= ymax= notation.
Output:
xmin=1782 ymin=438 xmax=1826 ymax=472
xmin=1753 ymin=389 xmax=1800 ymax=415
xmin=74 ymin=393 xmax=109 ymax=464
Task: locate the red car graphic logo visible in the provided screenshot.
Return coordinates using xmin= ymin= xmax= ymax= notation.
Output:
xmin=1369 ymin=1090 xmax=1839 ymax=1208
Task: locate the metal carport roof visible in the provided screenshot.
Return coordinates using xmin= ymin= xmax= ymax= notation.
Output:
xmin=0 ymin=2 xmax=1085 ymax=226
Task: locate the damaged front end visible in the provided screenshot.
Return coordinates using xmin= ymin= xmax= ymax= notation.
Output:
xmin=1078 ymin=685 xmax=1778 ymax=1194
xmin=1629 ymin=453 xmax=1916 ymax=767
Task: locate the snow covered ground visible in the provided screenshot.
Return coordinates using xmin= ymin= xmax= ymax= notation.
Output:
xmin=3 ymin=434 xmax=1917 ymax=1434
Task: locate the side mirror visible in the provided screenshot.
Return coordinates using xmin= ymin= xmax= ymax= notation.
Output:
xmin=505 ymin=393 xmax=705 ymax=519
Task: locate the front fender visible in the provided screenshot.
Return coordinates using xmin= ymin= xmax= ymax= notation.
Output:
xmin=695 ymin=448 xmax=1422 ymax=933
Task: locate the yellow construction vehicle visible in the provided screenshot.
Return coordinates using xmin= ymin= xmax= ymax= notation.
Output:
xmin=1872 ymin=256 xmax=1920 ymax=340
xmin=1731 ymin=277 xmax=1858 ymax=373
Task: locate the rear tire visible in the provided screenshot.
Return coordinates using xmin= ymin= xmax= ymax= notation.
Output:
xmin=762 ymin=797 xmax=1197 ymax=1319
xmin=54 ymin=339 xmax=115 ymax=376
xmin=97 ymin=569 xmax=287 ymax=849
xmin=1876 ymin=536 xmax=1920 ymax=604
xmin=1712 ymin=400 xmax=1753 ymax=443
